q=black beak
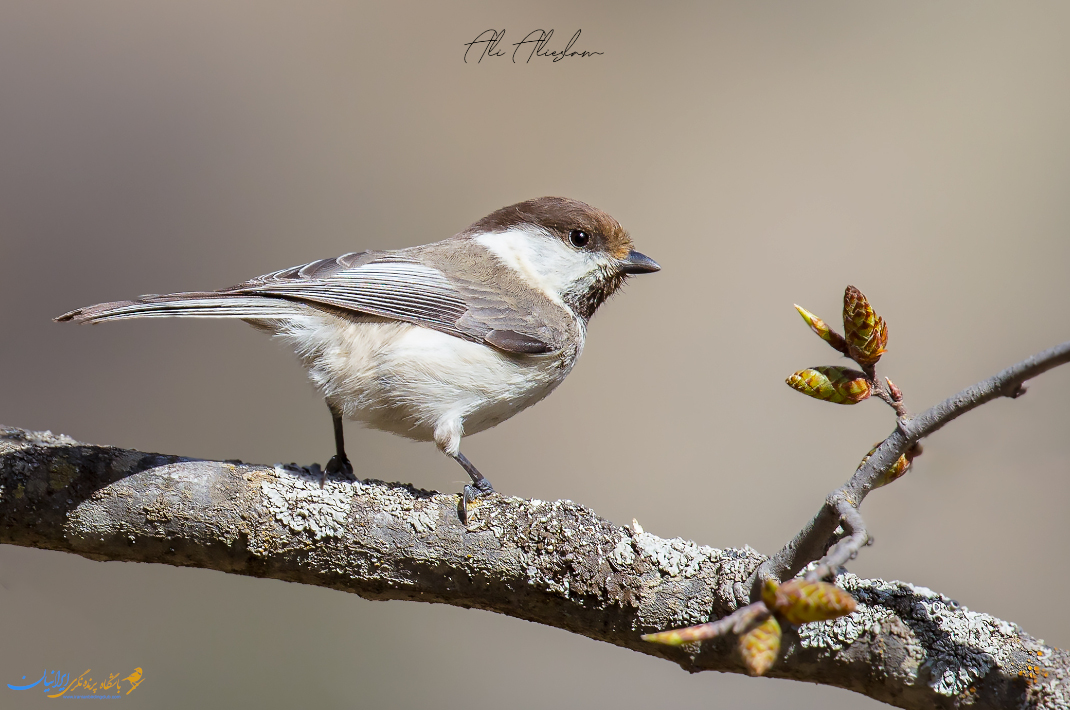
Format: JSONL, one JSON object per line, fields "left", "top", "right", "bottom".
{"left": 619, "top": 250, "right": 661, "bottom": 275}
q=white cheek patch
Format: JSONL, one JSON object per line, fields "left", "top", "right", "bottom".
{"left": 475, "top": 228, "right": 605, "bottom": 305}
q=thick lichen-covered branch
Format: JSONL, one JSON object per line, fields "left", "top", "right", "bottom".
{"left": 1, "top": 426, "right": 1067, "bottom": 709}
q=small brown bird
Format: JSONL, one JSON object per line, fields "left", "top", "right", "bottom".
{"left": 57, "top": 197, "right": 660, "bottom": 515}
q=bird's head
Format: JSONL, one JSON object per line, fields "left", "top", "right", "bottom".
{"left": 467, "top": 197, "right": 660, "bottom": 320}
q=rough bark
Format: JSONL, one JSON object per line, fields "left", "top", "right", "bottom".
{"left": 1, "top": 426, "right": 1066, "bottom": 709}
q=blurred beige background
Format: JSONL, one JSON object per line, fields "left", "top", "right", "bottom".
{"left": 2, "top": 1, "right": 1069, "bottom": 708}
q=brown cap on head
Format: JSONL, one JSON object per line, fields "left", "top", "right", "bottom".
{"left": 467, "top": 196, "right": 635, "bottom": 260}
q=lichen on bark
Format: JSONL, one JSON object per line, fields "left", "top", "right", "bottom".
{"left": 1, "top": 425, "right": 1067, "bottom": 709}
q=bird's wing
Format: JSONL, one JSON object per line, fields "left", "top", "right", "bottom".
{"left": 57, "top": 249, "right": 565, "bottom": 354}
{"left": 233, "top": 251, "right": 562, "bottom": 354}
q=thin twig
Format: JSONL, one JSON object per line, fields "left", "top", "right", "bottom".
{"left": 805, "top": 496, "right": 869, "bottom": 582}
{"left": 751, "top": 339, "right": 1070, "bottom": 595}
{"left": 641, "top": 602, "right": 770, "bottom": 645}
{"left": 871, "top": 377, "right": 909, "bottom": 418}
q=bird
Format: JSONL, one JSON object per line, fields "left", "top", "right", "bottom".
{"left": 56, "top": 196, "right": 660, "bottom": 518}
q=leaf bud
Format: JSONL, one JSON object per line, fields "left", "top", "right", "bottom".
{"left": 739, "top": 616, "right": 782, "bottom": 676}
{"left": 786, "top": 366, "right": 872, "bottom": 404}
{"left": 794, "top": 304, "right": 849, "bottom": 353}
{"left": 764, "top": 579, "right": 857, "bottom": 626}
{"left": 843, "top": 286, "right": 888, "bottom": 366}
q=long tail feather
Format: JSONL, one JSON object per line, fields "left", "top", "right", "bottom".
{"left": 55, "top": 294, "right": 304, "bottom": 324}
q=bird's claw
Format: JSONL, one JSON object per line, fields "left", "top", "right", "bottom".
{"left": 460, "top": 479, "right": 495, "bottom": 525}
{"left": 325, "top": 454, "right": 354, "bottom": 476}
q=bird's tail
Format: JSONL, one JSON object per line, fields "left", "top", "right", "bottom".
{"left": 55, "top": 293, "right": 304, "bottom": 324}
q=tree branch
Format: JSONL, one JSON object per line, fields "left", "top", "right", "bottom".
{"left": 752, "top": 340, "right": 1070, "bottom": 594}
{"left": 1, "top": 424, "right": 1068, "bottom": 709}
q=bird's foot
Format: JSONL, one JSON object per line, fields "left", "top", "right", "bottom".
{"left": 321, "top": 454, "right": 355, "bottom": 487}
{"left": 461, "top": 478, "right": 495, "bottom": 525}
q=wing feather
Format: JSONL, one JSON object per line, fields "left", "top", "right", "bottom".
{"left": 237, "top": 260, "right": 473, "bottom": 336}
{"left": 57, "top": 248, "right": 563, "bottom": 354}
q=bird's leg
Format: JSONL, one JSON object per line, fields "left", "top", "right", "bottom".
{"left": 453, "top": 452, "right": 495, "bottom": 523}
{"left": 322, "top": 401, "right": 354, "bottom": 486}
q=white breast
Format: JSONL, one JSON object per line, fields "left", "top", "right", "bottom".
{"left": 274, "top": 313, "right": 578, "bottom": 456}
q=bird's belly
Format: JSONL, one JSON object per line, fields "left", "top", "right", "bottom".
{"left": 279, "top": 314, "right": 577, "bottom": 442}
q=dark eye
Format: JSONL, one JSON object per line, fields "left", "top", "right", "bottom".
{"left": 569, "top": 229, "right": 590, "bottom": 248}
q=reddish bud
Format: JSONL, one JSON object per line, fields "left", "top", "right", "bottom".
{"left": 843, "top": 286, "right": 888, "bottom": 366}
{"left": 859, "top": 442, "right": 916, "bottom": 488}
